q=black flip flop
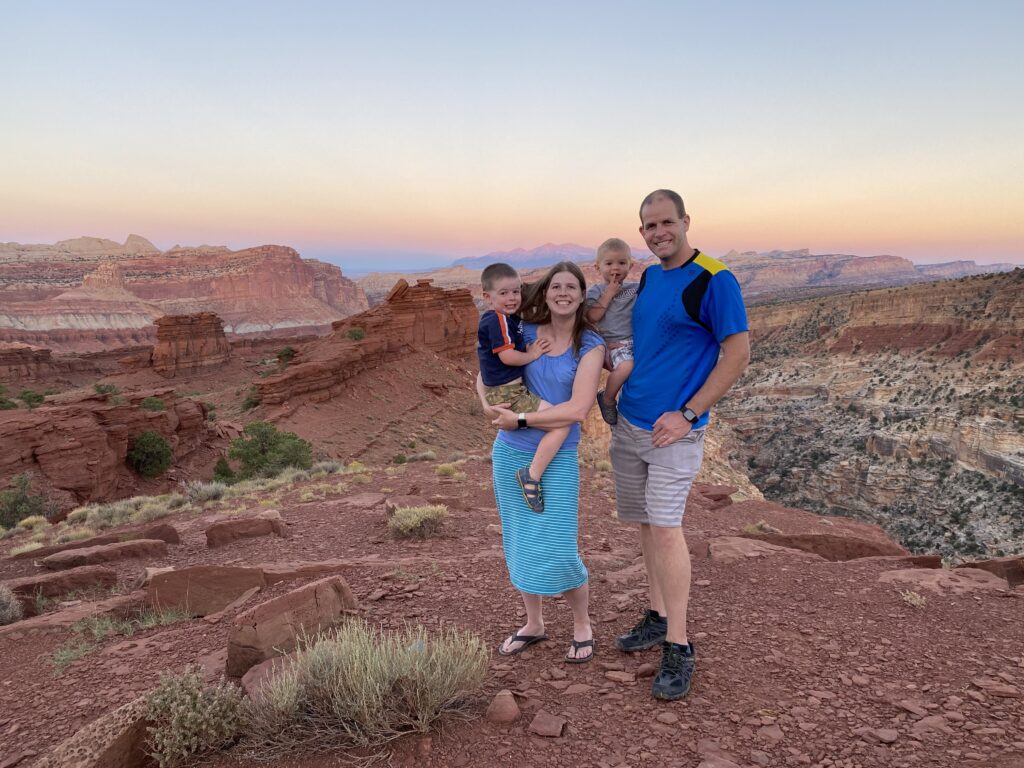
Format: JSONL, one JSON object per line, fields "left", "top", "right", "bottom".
{"left": 497, "top": 632, "right": 549, "bottom": 657}
{"left": 565, "top": 638, "right": 596, "bottom": 664}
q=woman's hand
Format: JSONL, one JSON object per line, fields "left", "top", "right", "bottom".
{"left": 483, "top": 401, "right": 510, "bottom": 419}
{"left": 490, "top": 405, "right": 519, "bottom": 431}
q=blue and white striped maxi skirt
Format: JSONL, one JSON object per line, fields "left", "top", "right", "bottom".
{"left": 492, "top": 438, "right": 588, "bottom": 596}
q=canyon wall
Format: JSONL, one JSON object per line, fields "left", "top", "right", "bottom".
{"left": 0, "top": 237, "right": 368, "bottom": 352}
{"left": 255, "top": 278, "right": 478, "bottom": 405}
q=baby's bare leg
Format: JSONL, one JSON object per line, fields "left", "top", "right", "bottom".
{"left": 604, "top": 359, "right": 634, "bottom": 402}
{"left": 527, "top": 400, "right": 570, "bottom": 481}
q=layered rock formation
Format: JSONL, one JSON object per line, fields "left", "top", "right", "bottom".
{"left": 0, "top": 388, "right": 212, "bottom": 509}
{"left": 716, "top": 269, "right": 1024, "bottom": 560}
{"left": 0, "top": 236, "right": 368, "bottom": 351}
{"left": 151, "top": 312, "right": 232, "bottom": 377}
{"left": 256, "top": 278, "right": 477, "bottom": 405}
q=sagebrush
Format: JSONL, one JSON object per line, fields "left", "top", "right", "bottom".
{"left": 0, "top": 585, "right": 23, "bottom": 626}
{"left": 241, "top": 621, "right": 487, "bottom": 756}
{"left": 388, "top": 505, "right": 448, "bottom": 539}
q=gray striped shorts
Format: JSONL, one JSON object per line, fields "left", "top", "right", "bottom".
{"left": 609, "top": 416, "right": 705, "bottom": 528}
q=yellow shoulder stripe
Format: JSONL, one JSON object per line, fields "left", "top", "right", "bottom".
{"left": 694, "top": 252, "right": 727, "bottom": 275}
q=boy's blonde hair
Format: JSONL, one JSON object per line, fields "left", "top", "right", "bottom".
{"left": 596, "top": 238, "right": 632, "bottom": 262}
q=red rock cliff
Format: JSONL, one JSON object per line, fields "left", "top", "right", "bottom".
{"left": 255, "top": 279, "right": 477, "bottom": 405}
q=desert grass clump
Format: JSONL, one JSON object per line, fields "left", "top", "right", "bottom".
{"left": 407, "top": 450, "right": 437, "bottom": 463}
{"left": 135, "top": 496, "right": 186, "bottom": 523}
{"left": 241, "top": 621, "right": 487, "bottom": 757}
{"left": 65, "top": 507, "right": 90, "bottom": 524}
{"left": 900, "top": 589, "right": 927, "bottom": 608}
{"left": 434, "top": 464, "right": 458, "bottom": 478}
{"left": 54, "top": 526, "right": 97, "bottom": 544}
{"left": 342, "top": 460, "right": 367, "bottom": 474}
{"left": 594, "top": 459, "right": 613, "bottom": 472}
{"left": 310, "top": 460, "right": 341, "bottom": 475}
{"left": 146, "top": 667, "right": 244, "bottom": 767}
{"left": 275, "top": 467, "right": 310, "bottom": 485}
{"left": 0, "top": 585, "right": 23, "bottom": 625}
{"left": 52, "top": 640, "right": 95, "bottom": 674}
{"left": 10, "top": 541, "right": 44, "bottom": 556}
{"left": 743, "top": 520, "right": 783, "bottom": 536}
{"left": 16, "top": 514, "right": 49, "bottom": 531}
{"left": 183, "top": 480, "right": 227, "bottom": 504}
{"left": 388, "top": 505, "right": 448, "bottom": 539}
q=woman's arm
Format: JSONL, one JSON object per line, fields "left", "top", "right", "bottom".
{"left": 491, "top": 346, "right": 604, "bottom": 430}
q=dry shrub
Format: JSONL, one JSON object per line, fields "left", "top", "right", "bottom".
{"left": 0, "top": 585, "right": 23, "bottom": 625}
{"left": 743, "top": 520, "right": 782, "bottom": 535}
{"left": 54, "top": 526, "right": 97, "bottom": 544}
{"left": 183, "top": 480, "right": 227, "bottom": 503}
{"left": 407, "top": 451, "right": 436, "bottom": 463}
{"left": 16, "top": 515, "right": 48, "bottom": 530}
{"left": 900, "top": 589, "right": 927, "bottom": 608}
{"left": 434, "top": 464, "right": 458, "bottom": 477}
{"left": 10, "top": 541, "right": 43, "bottom": 556}
{"left": 241, "top": 621, "right": 487, "bottom": 757}
{"left": 595, "top": 459, "right": 613, "bottom": 472}
{"left": 388, "top": 505, "right": 447, "bottom": 539}
{"left": 146, "top": 667, "right": 244, "bottom": 767}
{"left": 311, "top": 461, "right": 342, "bottom": 475}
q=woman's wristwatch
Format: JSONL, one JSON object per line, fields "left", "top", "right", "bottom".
{"left": 517, "top": 413, "right": 529, "bottom": 429}
{"left": 680, "top": 407, "right": 699, "bottom": 425}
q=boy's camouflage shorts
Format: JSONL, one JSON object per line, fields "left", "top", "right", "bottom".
{"left": 484, "top": 381, "right": 540, "bottom": 412}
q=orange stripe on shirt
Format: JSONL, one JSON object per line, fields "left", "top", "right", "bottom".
{"left": 497, "top": 314, "right": 513, "bottom": 348}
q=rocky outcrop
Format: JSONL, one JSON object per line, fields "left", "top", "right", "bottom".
{"left": 0, "top": 389, "right": 211, "bottom": 509}
{"left": 205, "top": 510, "right": 289, "bottom": 548}
{"left": 33, "top": 695, "right": 150, "bottom": 768}
{"left": 0, "top": 237, "right": 368, "bottom": 352}
{"left": 256, "top": 278, "right": 477, "bottom": 405}
{"left": 150, "top": 312, "right": 232, "bottom": 377}
{"left": 226, "top": 575, "right": 358, "bottom": 677}
{"left": 148, "top": 565, "right": 266, "bottom": 616}
{"left": 40, "top": 539, "right": 168, "bottom": 570}
{"left": 3, "top": 566, "right": 118, "bottom": 616}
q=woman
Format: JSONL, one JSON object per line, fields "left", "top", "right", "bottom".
{"left": 477, "top": 261, "right": 605, "bottom": 663}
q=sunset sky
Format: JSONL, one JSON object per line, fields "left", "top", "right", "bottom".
{"left": 2, "top": 2, "right": 1022, "bottom": 270}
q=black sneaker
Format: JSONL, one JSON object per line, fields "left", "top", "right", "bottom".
{"left": 652, "top": 641, "right": 695, "bottom": 700}
{"left": 614, "top": 609, "right": 667, "bottom": 652}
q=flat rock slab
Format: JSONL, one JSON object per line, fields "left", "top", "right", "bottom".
{"left": 0, "top": 592, "right": 143, "bottom": 638}
{"left": 205, "top": 510, "right": 288, "bottom": 548}
{"left": 40, "top": 539, "right": 167, "bottom": 571}
{"left": 34, "top": 695, "right": 149, "bottom": 768}
{"left": 708, "top": 536, "right": 824, "bottom": 564}
{"left": 260, "top": 559, "right": 351, "bottom": 585}
{"left": 528, "top": 710, "right": 566, "bottom": 737}
{"left": 6, "top": 522, "right": 180, "bottom": 561}
{"left": 740, "top": 531, "right": 907, "bottom": 561}
{"left": 226, "top": 575, "right": 358, "bottom": 677}
{"left": 3, "top": 565, "right": 117, "bottom": 616}
{"left": 340, "top": 492, "right": 386, "bottom": 510}
{"left": 879, "top": 567, "right": 1008, "bottom": 595}
{"left": 148, "top": 565, "right": 267, "bottom": 616}
{"left": 956, "top": 555, "right": 1024, "bottom": 588}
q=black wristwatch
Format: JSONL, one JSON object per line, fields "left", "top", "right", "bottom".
{"left": 517, "top": 412, "right": 529, "bottom": 430}
{"left": 680, "top": 407, "right": 699, "bottom": 425}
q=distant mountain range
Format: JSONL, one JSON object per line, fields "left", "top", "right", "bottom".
{"left": 452, "top": 242, "right": 597, "bottom": 269}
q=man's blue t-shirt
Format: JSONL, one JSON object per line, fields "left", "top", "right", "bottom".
{"left": 477, "top": 310, "right": 527, "bottom": 386}
{"left": 618, "top": 251, "right": 748, "bottom": 431}
{"left": 498, "top": 324, "right": 605, "bottom": 452}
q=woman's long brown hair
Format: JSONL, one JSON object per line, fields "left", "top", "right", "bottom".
{"left": 519, "top": 261, "right": 594, "bottom": 355}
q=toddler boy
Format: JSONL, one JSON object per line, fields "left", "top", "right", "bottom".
{"left": 585, "top": 238, "right": 639, "bottom": 425}
{"left": 477, "top": 262, "right": 566, "bottom": 513}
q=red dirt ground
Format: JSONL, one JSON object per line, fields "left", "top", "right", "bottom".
{"left": 2, "top": 451, "right": 1023, "bottom": 768}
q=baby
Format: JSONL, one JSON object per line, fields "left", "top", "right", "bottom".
{"left": 476, "top": 262, "right": 567, "bottom": 512}
{"left": 585, "top": 238, "right": 639, "bottom": 425}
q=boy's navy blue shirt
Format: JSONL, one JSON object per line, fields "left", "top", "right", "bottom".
{"left": 477, "top": 310, "right": 527, "bottom": 386}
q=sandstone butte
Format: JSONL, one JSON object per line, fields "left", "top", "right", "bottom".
{"left": 0, "top": 236, "right": 369, "bottom": 352}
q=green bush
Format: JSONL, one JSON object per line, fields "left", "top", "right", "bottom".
{"left": 146, "top": 667, "right": 244, "bottom": 767}
{"left": 0, "top": 474, "right": 56, "bottom": 529}
{"left": 389, "top": 504, "right": 448, "bottom": 539}
{"left": 392, "top": 454, "right": 408, "bottom": 465}
{"left": 276, "top": 346, "right": 296, "bottom": 365}
{"left": 227, "top": 422, "right": 313, "bottom": 481}
{"left": 140, "top": 396, "right": 167, "bottom": 412}
{"left": 17, "top": 389, "right": 44, "bottom": 409}
{"left": 0, "top": 384, "right": 16, "bottom": 410}
{"left": 0, "top": 585, "right": 23, "bottom": 626}
{"left": 241, "top": 621, "right": 487, "bottom": 757}
{"left": 94, "top": 383, "right": 120, "bottom": 396}
{"left": 128, "top": 432, "right": 174, "bottom": 478}
{"left": 346, "top": 327, "right": 366, "bottom": 341}
{"left": 241, "top": 387, "right": 261, "bottom": 411}
{"left": 213, "top": 457, "right": 236, "bottom": 484}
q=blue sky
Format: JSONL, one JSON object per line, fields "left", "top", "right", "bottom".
{"left": 2, "top": 1, "right": 1022, "bottom": 270}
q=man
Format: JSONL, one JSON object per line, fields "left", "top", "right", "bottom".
{"left": 610, "top": 189, "right": 750, "bottom": 699}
